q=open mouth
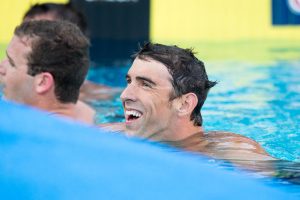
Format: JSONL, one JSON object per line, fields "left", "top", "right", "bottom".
{"left": 125, "top": 110, "right": 143, "bottom": 122}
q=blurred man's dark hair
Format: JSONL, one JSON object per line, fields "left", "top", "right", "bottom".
{"left": 23, "top": 2, "right": 88, "bottom": 36}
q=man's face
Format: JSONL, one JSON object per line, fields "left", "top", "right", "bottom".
{"left": 0, "top": 36, "right": 35, "bottom": 104}
{"left": 121, "top": 57, "right": 178, "bottom": 139}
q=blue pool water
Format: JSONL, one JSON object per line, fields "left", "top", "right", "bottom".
{"left": 87, "top": 60, "right": 300, "bottom": 194}
{"left": 87, "top": 60, "right": 300, "bottom": 162}
{"left": 0, "top": 99, "right": 297, "bottom": 199}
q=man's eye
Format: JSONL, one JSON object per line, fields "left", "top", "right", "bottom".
{"left": 8, "top": 60, "right": 15, "bottom": 67}
{"left": 126, "top": 78, "right": 131, "bottom": 84}
{"left": 142, "top": 81, "right": 152, "bottom": 88}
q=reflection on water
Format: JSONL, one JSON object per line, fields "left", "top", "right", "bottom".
{"left": 153, "top": 138, "right": 300, "bottom": 194}
{"left": 92, "top": 96, "right": 124, "bottom": 123}
{"left": 162, "top": 130, "right": 300, "bottom": 190}
{"left": 87, "top": 65, "right": 127, "bottom": 123}
{"left": 203, "top": 61, "right": 300, "bottom": 161}
{"left": 224, "top": 159, "right": 300, "bottom": 194}
{"left": 158, "top": 140, "right": 300, "bottom": 194}
{"left": 218, "top": 159, "right": 300, "bottom": 194}
{"left": 222, "top": 159, "right": 300, "bottom": 181}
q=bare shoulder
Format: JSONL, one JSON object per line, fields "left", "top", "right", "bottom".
{"left": 206, "top": 131, "right": 264, "bottom": 148}
{"left": 205, "top": 131, "right": 276, "bottom": 160}
{"left": 75, "top": 100, "right": 96, "bottom": 124}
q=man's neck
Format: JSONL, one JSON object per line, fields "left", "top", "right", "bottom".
{"left": 34, "top": 97, "right": 77, "bottom": 120}
{"left": 36, "top": 97, "right": 95, "bottom": 125}
{"left": 49, "top": 104, "right": 77, "bottom": 119}
{"left": 158, "top": 119, "right": 204, "bottom": 142}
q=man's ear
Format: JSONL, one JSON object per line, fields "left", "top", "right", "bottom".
{"left": 176, "top": 93, "right": 198, "bottom": 117}
{"left": 34, "top": 72, "right": 54, "bottom": 94}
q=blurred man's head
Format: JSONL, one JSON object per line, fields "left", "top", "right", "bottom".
{"left": 0, "top": 20, "right": 90, "bottom": 106}
{"left": 23, "top": 3, "right": 88, "bottom": 36}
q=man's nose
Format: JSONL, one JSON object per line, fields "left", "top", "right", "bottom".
{"left": 120, "top": 84, "right": 137, "bottom": 102}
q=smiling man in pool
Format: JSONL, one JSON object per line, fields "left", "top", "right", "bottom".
{"left": 109, "top": 42, "right": 276, "bottom": 161}
{"left": 0, "top": 20, "right": 95, "bottom": 124}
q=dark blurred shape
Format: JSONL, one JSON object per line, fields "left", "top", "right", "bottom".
{"left": 24, "top": 2, "right": 88, "bottom": 36}
{"left": 272, "top": 0, "right": 300, "bottom": 25}
{"left": 71, "top": 0, "right": 150, "bottom": 66}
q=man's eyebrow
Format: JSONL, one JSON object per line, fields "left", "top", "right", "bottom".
{"left": 6, "top": 51, "right": 15, "bottom": 66}
{"left": 136, "top": 76, "right": 156, "bottom": 86}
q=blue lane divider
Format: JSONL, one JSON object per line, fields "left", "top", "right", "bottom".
{"left": 0, "top": 99, "right": 296, "bottom": 199}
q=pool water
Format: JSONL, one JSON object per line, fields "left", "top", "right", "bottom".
{"left": 204, "top": 60, "right": 300, "bottom": 162}
{"left": 88, "top": 60, "right": 300, "bottom": 162}
{"left": 87, "top": 60, "right": 300, "bottom": 193}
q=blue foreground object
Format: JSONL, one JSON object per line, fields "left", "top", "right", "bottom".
{"left": 0, "top": 100, "right": 296, "bottom": 199}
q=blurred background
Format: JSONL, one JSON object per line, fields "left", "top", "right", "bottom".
{"left": 1, "top": 0, "right": 300, "bottom": 65}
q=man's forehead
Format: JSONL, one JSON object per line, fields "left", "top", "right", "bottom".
{"left": 127, "top": 57, "right": 173, "bottom": 88}
{"left": 129, "top": 57, "right": 170, "bottom": 76}
{"left": 13, "top": 35, "right": 32, "bottom": 46}
{"left": 6, "top": 36, "right": 32, "bottom": 63}
{"left": 8, "top": 36, "right": 32, "bottom": 51}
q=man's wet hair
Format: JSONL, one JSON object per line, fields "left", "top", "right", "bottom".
{"left": 23, "top": 2, "right": 88, "bottom": 36}
{"left": 14, "top": 20, "right": 90, "bottom": 104}
{"left": 133, "top": 42, "right": 217, "bottom": 126}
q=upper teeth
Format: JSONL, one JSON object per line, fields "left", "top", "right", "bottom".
{"left": 126, "top": 110, "right": 142, "bottom": 117}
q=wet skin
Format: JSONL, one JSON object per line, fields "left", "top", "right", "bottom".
{"left": 0, "top": 36, "right": 95, "bottom": 124}
{"left": 0, "top": 36, "right": 35, "bottom": 105}
{"left": 120, "top": 57, "right": 179, "bottom": 140}
{"left": 106, "top": 57, "right": 276, "bottom": 163}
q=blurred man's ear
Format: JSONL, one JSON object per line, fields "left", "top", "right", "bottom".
{"left": 175, "top": 93, "right": 198, "bottom": 117}
{"left": 34, "top": 72, "right": 54, "bottom": 94}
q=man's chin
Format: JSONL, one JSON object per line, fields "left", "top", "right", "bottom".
{"left": 124, "top": 126, "right": 154, "bottom": 139}
{"left": 125, "top": 124, "right": 138, "bottom": 134}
